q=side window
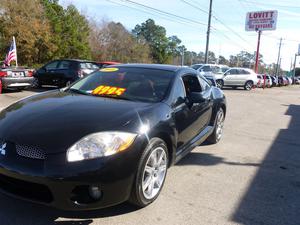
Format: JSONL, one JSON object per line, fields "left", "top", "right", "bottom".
{"left": 80, "top": 63, "right": 87, "bottom": 69}
{"left": 199, "top": 77, "right": 211, "bottom": 91}
{"left": 91, "top": 63, "right": 100, "bottom": 69}
{"left": 242, "top": 70, "right": 250, "bottom": 74}
{"left": 45, "top": 61, "right": 59, "bottom": 70}
{"left": 227, "top": 69, "right": 238, "bottom": 75}
{"left": 201, "top": 65, "right": 211, "bottom": 72}
{"left": 57, "top": 61, "right": 71, "bottom": 69}
{"left": 171, "top": 78, "right": 186, "bottom": 106}
{"left": 182, "top": 75, "right": 202, "bottom": 95}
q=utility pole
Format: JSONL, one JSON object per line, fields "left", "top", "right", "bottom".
{"left": 204, "top": 0, "right": 213, "bottom": 64}
{"left": 293, "top": 54, "right": 297, "bottom": 81}
{"left": 254, "top": 30, "right": 262, "bottom": 73}
{"left": 181, "top": 47, "right": 185, "bottom": 66}
{"left": 275, "top": 38, "right": 282, "bottom": 76}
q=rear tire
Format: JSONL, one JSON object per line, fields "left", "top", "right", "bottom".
{"left": 33, "top": 78, "right": 41, "bottom": 88}
{"left": 244, "top": 81, "right": 253, "bottom": 90}
{"left": 129, "top": 138, "right": 168, "bottom": 207}
{"left": 207, "top": 108, "right": 225, "bottom": 144}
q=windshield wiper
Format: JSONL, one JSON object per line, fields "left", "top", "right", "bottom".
{"left": 68, "top": 88, "right": 89, "bottom": 95}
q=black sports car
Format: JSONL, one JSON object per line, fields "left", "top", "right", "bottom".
{"left": 0, "top": 64, "right": 226, "bottom": 210}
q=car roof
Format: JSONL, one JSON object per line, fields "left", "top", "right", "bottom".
{"left": 110, "top": 63, "right": 184, "bottom": 72}
{"left": 56, "top": 59, "right": 97, "bottom": 63}
{"left": 230, "top": 67, "right": 253, "bottom": 71}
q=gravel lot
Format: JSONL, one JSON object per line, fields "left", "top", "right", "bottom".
{"left": 0, "top": 86, "right": 300, "bottom": 225}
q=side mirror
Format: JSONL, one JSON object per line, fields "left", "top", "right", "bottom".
{"left": 189, "top": 92, "right": 205, "bottom": 103}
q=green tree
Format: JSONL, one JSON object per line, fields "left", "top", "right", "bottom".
{"left": 89, "top": 20, "right": 151, "bottom": 63}
{"left": 0, "top": 0, "right": 53, "bottom": 65}
{"left": 133, "top": 19, "right": 171, "bottom": 63}
{"left": 40, "top": 0, "right": 91, "bottom": 59}
{"left": 218, "top": 55, "right": 229, "bottom": 65}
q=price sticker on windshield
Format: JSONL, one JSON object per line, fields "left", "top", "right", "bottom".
{"left": 92, "top": 85, "right": 126, "bottom": 96}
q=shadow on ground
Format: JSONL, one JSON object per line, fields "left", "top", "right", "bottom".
{"left": 0, "top": 193, "right": 138, "bottom": 225}
{"left": 177, "top": 151, "right": 260, "bottom": 167}
{"left": 230, "top": 104, "right": 300, "bottom": 225}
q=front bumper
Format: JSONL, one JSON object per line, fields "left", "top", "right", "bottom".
{"left": 1, "top": 77, "right": 35, "bottom": 88}
{"left": 0, "top": 137, "right": 146, "bottom": 210}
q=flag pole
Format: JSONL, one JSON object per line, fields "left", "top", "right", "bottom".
{"left": 13, "top": 36, "right": 18, "bottom": 67}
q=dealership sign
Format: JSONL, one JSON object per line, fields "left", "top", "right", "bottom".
{"left": 245, "top": 10, "right": 278, "bottom": 31}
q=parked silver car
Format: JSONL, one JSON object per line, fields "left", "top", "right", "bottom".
{"left": 216, "top": 67, "right": 258, "bottom": 90}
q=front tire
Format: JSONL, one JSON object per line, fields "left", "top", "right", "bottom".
{"left": 129, "top": 138, "right": 168, "bottom": 207}
{"left": 216, "top": 79, "right": 224, "bottom": 89}
{"left": 207, "top": 108, "right": 225, "bottom": 144}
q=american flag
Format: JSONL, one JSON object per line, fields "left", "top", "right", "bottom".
{"left": 3, "top": 37, "right": 17, "bottom": 67}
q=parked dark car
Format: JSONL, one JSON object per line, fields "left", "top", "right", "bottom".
{"left": 0, "top": 64, "right": 226, "bottom": 210}
{"left": 34, "top": 59, "right": 100, "bottom": 88}
{"left": 278, "top": 76, "right": 288, "bottom": 86}
{"left": 0, "top": 64, "right": 35, "bottom": 94}
{"left": 270, "top": 75, "right": 278, "bottom": 87}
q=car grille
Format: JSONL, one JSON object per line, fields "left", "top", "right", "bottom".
{"left": 15, "top": 144, "right": 46, "bottom": 160}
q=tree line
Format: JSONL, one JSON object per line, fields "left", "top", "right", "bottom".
{"left": 0, "top": 0, "right": 282, "bottom": 74}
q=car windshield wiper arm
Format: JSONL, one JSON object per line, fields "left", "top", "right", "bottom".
{"left": 68, "top": 88, "right": 89, "bottom": 95}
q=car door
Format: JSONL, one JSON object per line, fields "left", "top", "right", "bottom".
{"left": 223, "top": 69, "right": 238, "bottom": 85}
{"left": 55, "top": 60, "right": 73, "bottom": 85}
{"left": 172, "top": 74, "right": 212, "bottom": 150}
{"left": 236, "top": 69, "right": 250, "bottom": 85}
{"left": 38, "top": 60, "right": 59, "bottom": 85}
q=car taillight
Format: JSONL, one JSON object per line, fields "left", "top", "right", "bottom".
{"left": 0, "top": 71, "right": 7, "bottom": 77}
{"left": 27, "top": 70, "right": 34, "bottom": 77}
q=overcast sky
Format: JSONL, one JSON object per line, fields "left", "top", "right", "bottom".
{"left": 63, "top": 0, "right": 300, "bottom": 70}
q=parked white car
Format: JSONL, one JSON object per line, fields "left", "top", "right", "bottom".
{"left": 216, "top": 67, "right": 258, "bottom": 90}
{"left": 257, "top": 74, "right": 272, "bottom": 88}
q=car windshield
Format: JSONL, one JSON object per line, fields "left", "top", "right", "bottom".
{"left": 69, "top": 67, "right": 174, "bottom": 103}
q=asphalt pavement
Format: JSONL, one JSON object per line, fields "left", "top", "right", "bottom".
{"left": 0, "top": 86, "right": 300, "bottom": 225}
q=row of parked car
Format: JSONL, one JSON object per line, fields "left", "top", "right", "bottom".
{"left": 0, "top": 60, "right": 298, "bottom": 93}
{"left": 0, "top": 59, "right": 119, "bottom": 93}
{"left": 190, "top": 63, "right": 299, "bottom": 90}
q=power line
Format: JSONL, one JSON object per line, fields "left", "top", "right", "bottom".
{"left": 106, "top": 0, "right": 207, "bottom": 30}
{"left": 240, "top": 0, "right": 300, "bottom": 9}
{"left": 180, "top": 0, "right": 254, "bottom": 49}
{"left": 118, "top": 0, "right": 208, "bottom": 27}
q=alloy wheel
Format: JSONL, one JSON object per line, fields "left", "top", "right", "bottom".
{"left": 216, "top": 109, "right": 224, "bottom": 141}
{"left": 142, "top": 147, "right": 167, "bottom": 200}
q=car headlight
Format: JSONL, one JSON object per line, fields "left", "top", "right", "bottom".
{"left": 67, "top": 132, "right": 137, "bottom": 162}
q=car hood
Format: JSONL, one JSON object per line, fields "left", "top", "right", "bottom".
{"left": 0, "top": 90, "right": 155, "bottom": 154}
